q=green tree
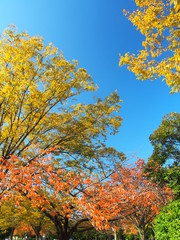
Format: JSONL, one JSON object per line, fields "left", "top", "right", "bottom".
{"left": 145, "top": 112, "right": 180, "bottom": 197}
{"left": 119, "top": 0, "right": 180, "bottom": 92}
{"left": 154, "top": 200, "right": 180, "bottom": 239}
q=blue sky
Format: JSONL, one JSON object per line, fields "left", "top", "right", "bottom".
{"left": 0, "top": 0, "right": 179, "bottom": 163}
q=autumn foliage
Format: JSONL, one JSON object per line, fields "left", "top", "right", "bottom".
{"left": 81, "top": 159, "right": 173, "bottom": 239}
{"left": 0, "top": 150, "right": 97, "bottom": 240}
{"left": 0, "top": 22, "right": 177, "bottom": 239}
{"left": 0, "top": 26, "right": 125, "bottom": 240}
{"left": 119, "top": 0, "right": 180, "bottom": 92}
{"left": 0, "top": 26, "right": 123, "bottom": 173}
{"left": 0, "top": 149, "right": 173, "bottom": 240}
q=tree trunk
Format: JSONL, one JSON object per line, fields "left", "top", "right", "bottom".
{"left": 137, "top": 228, "right": 147, "bottom": 240}
{"left": 10, "top": 227, "right": 15, "bottom": 240}
{"left": 141, "top": 230, "right": 147, "bottom": 240}
{"left": 54, "top": 217, "right": 75, "bottom": 240}
{"left": 151, "top": 225, "right": 156, "bottom": 240}
{"left": 35, "top": 233, "right": 42, "bottom": 240}
{"left": 55, "top": 228, "right": 70, "bottom": 240}
{"left": 34, "top": 228, "right": 42, "bottom": 240}
{"left": 136, "top": 224, "right": 149, "bottom": 240}
{"left": 56, "top": 235, "right": 69, "bottom": 240}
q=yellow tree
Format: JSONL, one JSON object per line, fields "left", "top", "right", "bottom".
{"left": 119, "top": 0, "right": 180, "bottom": 92}
{"left": 0, "top": 26, "right": 124, "bottom": 171}
{"left": 0, "top": 197, "right": 55, "bottom": 239}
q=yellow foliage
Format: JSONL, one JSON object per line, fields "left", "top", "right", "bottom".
{"left": 0, "top": 26, "right": 123, "bottom": 171}
{"left": 0, "top": 197, "right": 55, "bottom": 236}
{"left": 119, "top": 0, "right": 180, "bottom": 93}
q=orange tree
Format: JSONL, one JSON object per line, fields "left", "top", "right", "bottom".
{"left": 119, "top": 0, "right": 180, "bottom": 92}
{"left": 81, "top": 160, "right": 173, "bottom": 240}
{"left": 1, "top": 154, "right": 173, "bottom": 240}
{"left": 1, "top": 152, "right": 111, "bottom": 240}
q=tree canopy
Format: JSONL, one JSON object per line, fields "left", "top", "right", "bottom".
{"left": 0, "top": 197, "right": 55, "bottom": 239}
{"left": 146, "top": 112, "right": 180, "bottom": 197}
{"left": 149, "top": 112, "right": 180, "bottom": 165}
{"left": 81, "top": 159, "right": 173, "bottom": 240}
{"left": 0, "top": 153, "right": 173, "bottom": 240}
{"left": 0, "top": 26, "right": 125, "bottom": 172}
{"left": 0, "top": 6, "right": 179, "bottom": 237}
{"left": 154, "top": 200, "right": 180, "bottom": 239}
{"left": 1, "top": 152, "right": 102, "bottom": 240}
{"left": 119, "top": 0, "right": 180, "bottom": 92}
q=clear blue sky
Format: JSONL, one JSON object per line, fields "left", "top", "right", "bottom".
{"left": 0, "top": 0, "right": 179, "bottom": 163}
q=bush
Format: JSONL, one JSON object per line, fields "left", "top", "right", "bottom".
{"left": 154, "top": 200, "right": 180, "bottom": 239}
